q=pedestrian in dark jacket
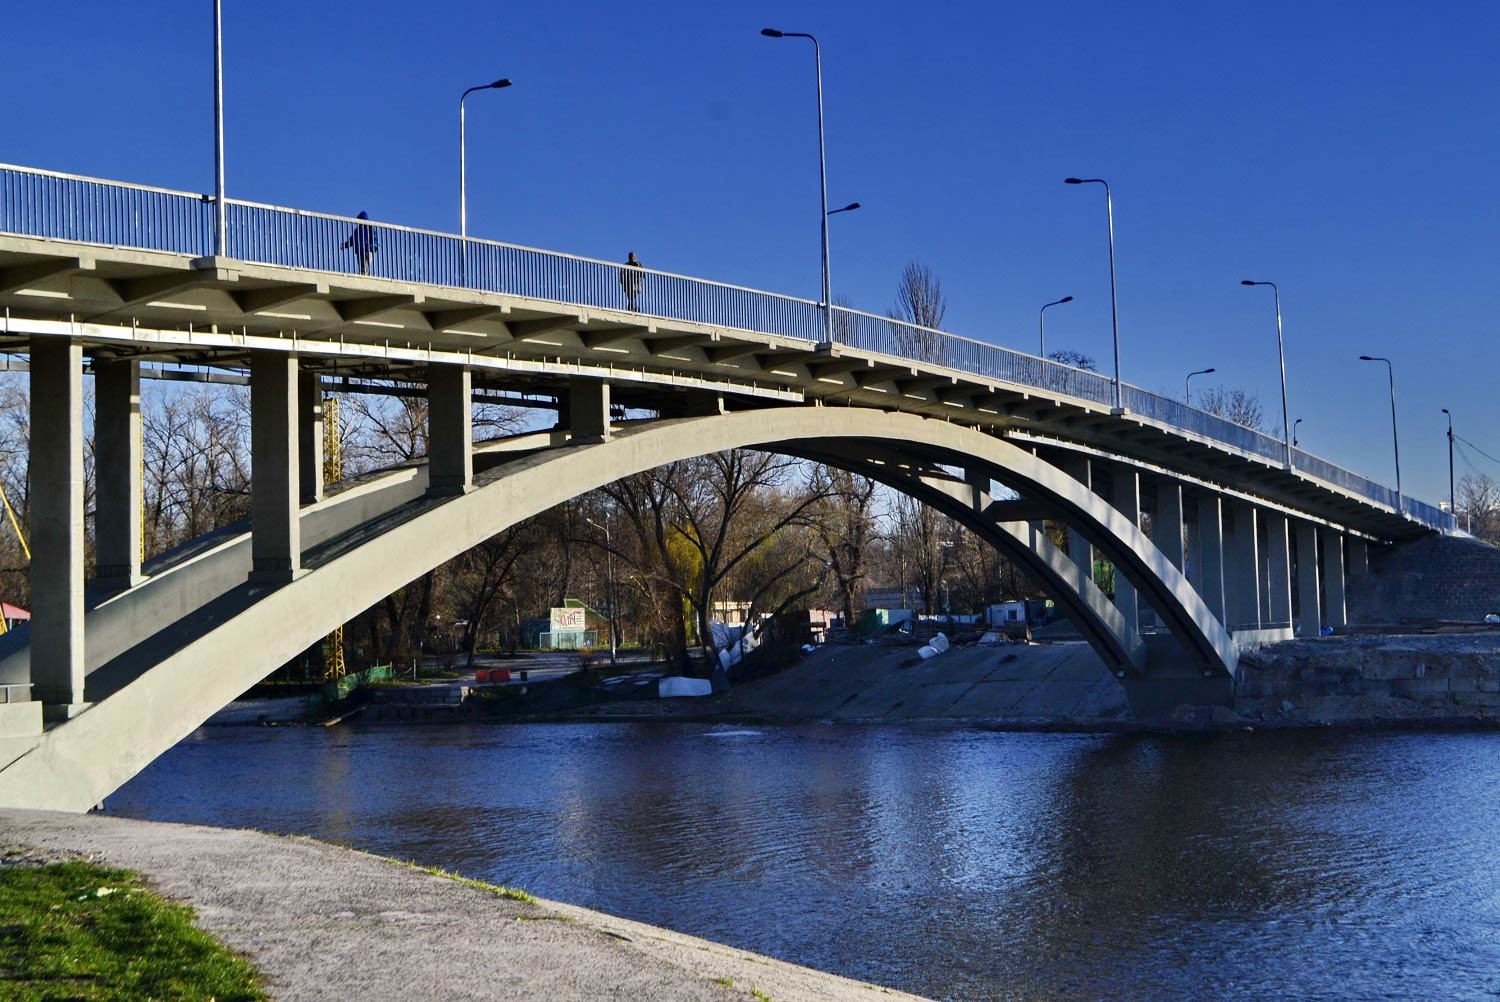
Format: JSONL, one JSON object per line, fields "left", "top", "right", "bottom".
{"left": 342, "top": 211, "right": 378, "bottom": 275}
{"left": 619, "top": 251, "right": 644, "bottom": 311}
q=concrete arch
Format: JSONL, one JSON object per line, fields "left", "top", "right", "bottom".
{"left": 0, "top": 408, "right": 1235, "bottom": 811}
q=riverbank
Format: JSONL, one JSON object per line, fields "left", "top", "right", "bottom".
{"left": 0, "top": 810, "right": 926, "bottom": 1002}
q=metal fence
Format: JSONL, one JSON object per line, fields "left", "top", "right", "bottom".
{"left": 0, "top": 162, "right": 1454, "bottom": 532}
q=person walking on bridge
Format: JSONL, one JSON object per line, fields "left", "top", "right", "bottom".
{"left": 619, "top": 251, "right": 644, "bottom": 312}
{"left": 342, "top": 211, "right": 379, "bottom": 276}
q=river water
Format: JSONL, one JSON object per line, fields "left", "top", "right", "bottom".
{"left": 109, "top": 722, "right": 1500, "bottom": 1000}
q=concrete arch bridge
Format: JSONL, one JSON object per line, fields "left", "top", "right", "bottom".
{"left": 0, "top": 163, "right": 1451, "bottom": 810}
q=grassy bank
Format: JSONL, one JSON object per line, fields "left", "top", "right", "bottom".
{"left": 0, "top": 860, "right": 265, "bottom": 1000}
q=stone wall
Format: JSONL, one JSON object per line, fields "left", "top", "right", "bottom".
{"left": 1348, "top": 533, "right": 1500, "bottom": 624}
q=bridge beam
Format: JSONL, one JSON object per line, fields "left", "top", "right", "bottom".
{"left": 299, "top": 372, "right": 325, "bottom": 505}
{"left": 29, "top": 341, "right": 87, "bottom": 716}
{"left": 1295, "top": 522, "right": 1322, "bottom": 636}
{"left": 427, "top": 365, "right": 473, "bottom": 496}
{"left": 249, "top": 353, "right": 303, "bottom": 584}
{"left": 93, "top": 357, "right": 144, "bottom": 590}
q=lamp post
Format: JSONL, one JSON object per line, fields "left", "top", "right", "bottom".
{"left": 585, "top": 516, "right": 617, "bottom": 665}
{"left": 212, "top": 0, "right": 226, "bottom": 257}
{"left": 1359, "top": 355, "right": 1403, "bottom": 513}
{"left": 1185, "top": 367, "right": 1216, "bottom": 405}
{"left": 1064, "top": 178, "right": 1122, "bottom": 411}
{"left": 1241, "top": 280, "right": 1293, "bottom": 468}
{"left": 762, "top": 28, "right": 834, "bottom": 346}
{"left": 1293, "top": 417, "right": 1303, "bottom": 447}
{"left": 827, "top": 201, "right": 860, "bottom": 215}
{"left": 459, "top": 78, "right": 513, "bottom": 238}
{"left": 1039, "top": 295, "right": 1073, "bottom": 358}
{"left": 1442, "top": 408, "right": 1456, "bottom": 522}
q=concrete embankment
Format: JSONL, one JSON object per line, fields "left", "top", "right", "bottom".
{"left": 0, "top": 809, "right": 927, "bottom": 1002}
{"left": 543, "top": 633, "right": 1500, "bottom": 732}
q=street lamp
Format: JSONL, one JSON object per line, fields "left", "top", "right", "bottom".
{"left": 1185, "top": 367, "right": 1216, "bottom": 405}
{"left": 585, "top": 516, "right": 618, "bottom": 665}
{"left": 1064, "top": 178, "right": 1122, "bottom": 412}
{"left": 1039, "top": 295, "right": 1073, "bottom": 358}
{"left": 1241, "top": 280, "right": 1293, "bottom": 469}
{"left": 212, "top": 0, "right": 226, "bottom": 256}
{"left": 1359, "top": 355, "right": 1403, "bottom": 513}
{"left": 762, "top": 27, "right": 835, "bottom": 346}
{"left": 827, "top": 202, "right": 861, "bottom": 215}
{"left": 1293, "top": 417, "right": 1303, "bottom": 447}
{"left": 1442, "top": 408, "right": 1456, "bottom": 523}
{"left": 459, "top": 77, "right": 513, "bottom": 238}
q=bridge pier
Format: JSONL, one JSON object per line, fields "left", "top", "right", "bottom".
{"left": 93, "top": 357, "right": 144, "bottom": 590}
{"left": 1264, "top": 512, "right": 1293, "bottom": 629}
{"left": 1107, "top": 468, "right": 1141, "bottom": 631}
{"left": 1194, "top": 492, "right": 1227, "bottom": 625}
{"left": 1226, "top": 501, "right": 1261, "bottom": 630}
{"left": 299, "top": 372, "right": 324, "bottom": 504}
{"left": 1061, "top": 456, "right": 1094, "bottom": 580}
{"left": 249, "top": 353, "right": 303, "bottom": 584}
{"left": 1294, "top": 521, "right": 1322, "bottom": 636}
{"left": 567, "top": 379, "right": 612, "bottom": 443}
{"left": 1323, "top": 531, "right": 1347, "bottom": 628}
{"left": 427, "top": 365, "right": 473, "bottom": 495}
{"left": 29, "top": 341, "right": 87, "bottom": 717}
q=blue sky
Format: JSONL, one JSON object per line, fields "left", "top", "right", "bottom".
{"left": 7, "top": 0, "right": 1498, "bottom": 504}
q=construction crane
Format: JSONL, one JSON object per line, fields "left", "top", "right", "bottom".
{"left": 322, "top": 393, "right": 347, "bottom": 679}
{"left": 0, "top": 479, "right": 28, "bottom": 637}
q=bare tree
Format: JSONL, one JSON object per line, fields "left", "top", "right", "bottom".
{"left": 1457, "top": 473, "right": 1500, "bottom": 541}
{"left": 808, "top": 466, "right": 879, "bottom": 629}
{"left": 1196, "top": 386, "right": 1266, "bottom": 431}
{"left": 889, "top": 261, "right": 947, "bottom": 364}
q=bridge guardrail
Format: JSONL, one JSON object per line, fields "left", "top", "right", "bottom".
{"left": 0, "top": 162, "right": 1455, "bottom": 532}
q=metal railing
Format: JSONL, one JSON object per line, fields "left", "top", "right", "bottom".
{"left": 0, "top": 162, "right": 1454, "bottom": 532}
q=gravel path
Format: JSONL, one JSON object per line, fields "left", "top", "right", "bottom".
{"left": 0, "top": 810, "right": 926, "bottom": 1002}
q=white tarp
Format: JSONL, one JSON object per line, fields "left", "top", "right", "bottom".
{"left": 917, "top": 632, "right": 951, "bottom": 660}
{"left": 659, "top": 676, "right": 713, "bottom": 698}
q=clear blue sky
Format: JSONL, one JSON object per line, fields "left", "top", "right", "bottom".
{"left": 7, "top": 0, "right": 1498, "bottom": 504}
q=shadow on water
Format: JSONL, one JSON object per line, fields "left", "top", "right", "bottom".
{"left": 108, "top": 723, "right": 1500, "bottom": 1001}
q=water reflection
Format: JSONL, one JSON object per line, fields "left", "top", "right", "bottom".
{"left": 108, "top": 723, "right": 1500, "bottom": 1001}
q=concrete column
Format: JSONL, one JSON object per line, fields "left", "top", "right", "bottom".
{"left": 299, "top": 372, "right": 324, "bottom": 505}
{"left": 1264, "top": 512, "right": 1292, "bottom": 628}
{"left": 250, "top": 353, "right": 301, "bottom": 584}
{"left": 1109, "top": 468, "right": 1140, "bottom": 631}
{"left": 1226, "top": 501, "right": 1261, "bottom": 630}
{"left": 427, "top": 365, "right": 473, "bottom": 495}
{"left": 93, "top": 357, "right": 143, "bottom": 590}
{"left": 1295, "top": 521, "right": 1322, "bottom": 637}
{"left": 29, "top": 341, "right": 87, "bottom": 715}
{"left": 1196, "top": 493, "right": 1226, "bottom": 625}
{"left": 568, "top": 378, "right": 612, "bottom": 443}
{"left": 1323, "top": 531, "right": 1347, "bottom": 628}
{"left": 1347, "top": 538, "right": 1370, "bottom": 576}
{"left": 1153, "top": 479, "right": 1185, "bottom": 570}
{"left": 1060, "top": 455, "right": 1093, "bottom": 580}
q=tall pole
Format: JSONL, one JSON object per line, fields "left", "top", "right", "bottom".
{"left": 1444, "top": 409, "right": 1456, "bottom": 522}
{"left": 1241, "top": 280, "right": 1292, "bottom": 468}
{"left": 212, "top": 0, "right": 226, "bottom": 257}
{"left": 1185, "top": 367, "right": 1215, "bottom": 405}
{"left": 459, "top": 79, "right": 512, "bottom": 238}
{"left": 1360, "top": 355, "right": 1402, "bottom": 512}
{"left": 588, "top": 516, "right": 617, "bottom": 664}
{"left": 762, "top": 29, "right": 832, "bottom": 346}
{"left": 1039, "top": 296, "right": 1073, "bottom": 358}
{"left": 1064, "top": 178, "right": 1121, "bottom": 410}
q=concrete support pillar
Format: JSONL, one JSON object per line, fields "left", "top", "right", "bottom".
{"left": 250, "top": 353, "right": 302, "bottom": 584}
{"left": 299, "top": 372, "right": 324, "bottom": 505}
{"left": 1323, "top": 531, "right": 1347, "bottom": 628}
{"left": 568, "top": 379, "right": 611, "bottom": 443}
{"left": 427, "top": 366, "right": 473, "bottom": 496}
{"left": 1264, "top": 512, "right": 1292, "bottom": 628}
{"left": 1226, "top": 501, "right": 1261, "bottom": 630}
{"left": 1109, "top": 468, "right": 1140, "bottom": 631}
{"left": 29, "top": 341, "right": 87, "bottom": 715}
{"left": 1060, "top": 455, "right": 1093, "bottom": 580}
{"left": 1195, "top": 493, "right": 1226, "bottom": 625}
{"left": 1347, "top": 538, "right": 1370, "bottom": 576}
{"left": 1295, "top": 522, "right": 1322, "bottom": 637}
{"left": 93, "top": 357, "right": 143, "bottom": 590}
{"left": 1153, "top": 480, "right": 1185, "bottom": 570}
